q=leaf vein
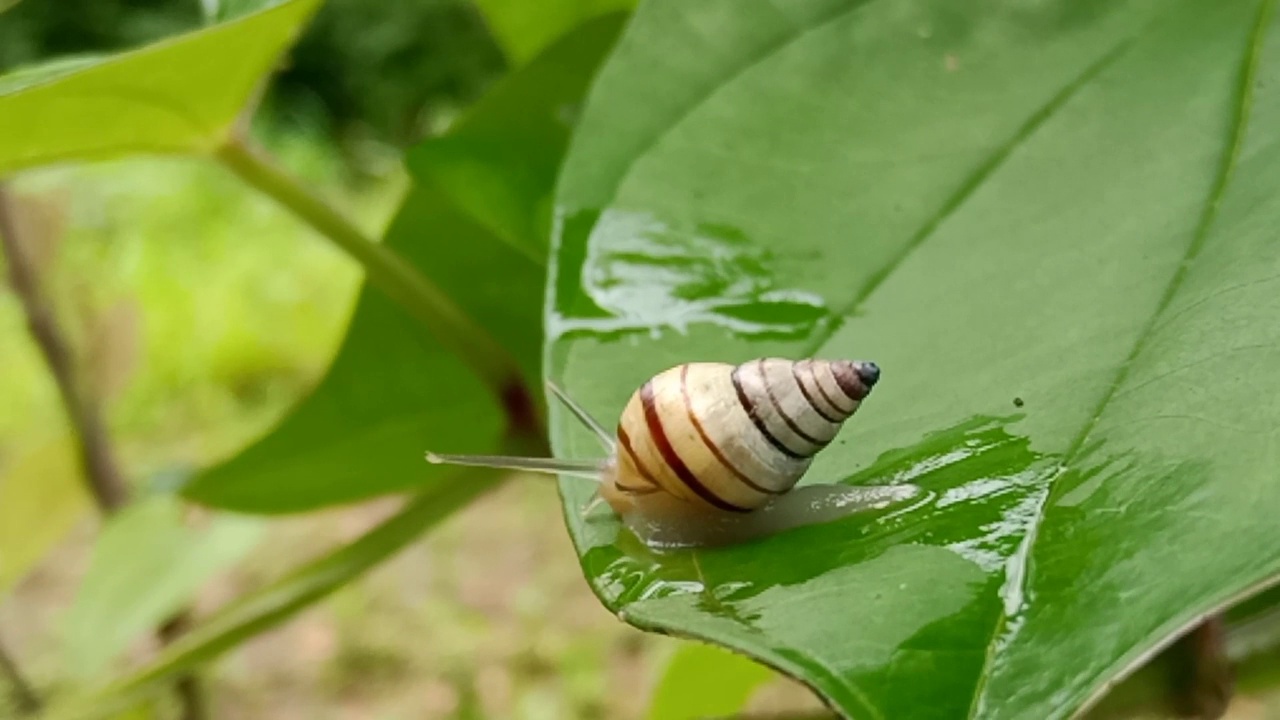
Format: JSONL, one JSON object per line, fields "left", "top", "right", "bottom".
{"left": 805, "top": 38, "right": 1137, "bottom": 358}
{"left": 602, "top": 0, "right": 871, "bottom": 204}
{"left": 966, "top": 0, "right": 1276, "bottom": 715}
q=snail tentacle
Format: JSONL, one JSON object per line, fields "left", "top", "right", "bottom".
{"left": 425, "top": 452, "right": 604, "bottom": 482}
{"left": 546, "top": 380, "right": 615, "bottom": 452}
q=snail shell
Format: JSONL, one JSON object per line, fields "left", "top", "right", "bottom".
{"left": 602, "top": 358, "right": 877, "bottom": 515}
{"left": 427, "top": 357, "right": 920, "bottom": 549}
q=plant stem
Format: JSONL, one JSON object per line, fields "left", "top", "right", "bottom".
{"left": 1084, "top": 600, "right": 1280, "bottom": 719}
{"left": 0, "top": 632, "right": 41, "bottom": 715}
{"left": 214, "top": 136, "right": 537, "bottom": 432}
{"left": 1170, "top": 615, "right": 1233, "bottom": 717}
{"left": 159, "top": 616, "right": 207, "bottom": 720}
{"left": 0, "top": 183, "right": 207, "bottom": 720}
{"left": 0, "top": 184, "right": 128, "bottom": 511}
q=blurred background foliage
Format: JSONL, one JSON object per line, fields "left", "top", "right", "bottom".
{"left": 0, "top": 1, "right": 825, "bottom": 717}
{"left": 0, "top": 0, "right": 506, "bottom": 153}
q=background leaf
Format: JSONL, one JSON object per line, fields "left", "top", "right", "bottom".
{"left": 0, "top": 0, "right": 319, "bottom": 174}
{"left": 60, "top": 494, "right": 265, "bottom": 680}
{"left": 645, "top": 642, "right": 775, "bottom": 720}
{"left": 547, "top": 0, "right": 1280, "bottom": 718}
{"left": 182, "top": 13, "right": 627, "bottom": 512}
{"left": 472, "top": 0, "right": 636, "bottom": 66}
{"left": 0, "top": 432, "right": 91, "bottom": 597}
{"left": 205, "top": 0, "right": 288, "bottom": 23}
{"left": 44, "top": 470, "right": 502, "bottom": 720}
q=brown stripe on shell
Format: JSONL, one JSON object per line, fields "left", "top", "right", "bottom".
{"left": 792, "top": 360, "right": 842, "bottom": 424}
{"left": 640, "top": 381, "right": 751, "bottom": 513}
{"left": 810, "top": 361, "right": 853, "bottom": 419}
{"left": 730, "top": 365, "right": 807, "bottom": 461}
{"left": 759, "top": 358, "right": 828, "bottom": 454}
{"left": 616, "top": 425, "right": 661, "bottom": 494}
{"left": 680, "top": 365, "right": 784, "bottom": 496}
{"left": 831, "top": 362, "right": 870, "bottom": 401}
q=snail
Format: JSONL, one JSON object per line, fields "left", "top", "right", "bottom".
{"left": 427, "top": 358, "right": 921, "bottom": 549}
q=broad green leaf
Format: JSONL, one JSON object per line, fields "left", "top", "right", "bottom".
{"left": 548, "top": 1, "right": 1280, "bottom": 718}
{"left": 182, "top": 14, "right": 626, "bottom": 512}
{"left": 0, "top": 56, "right": 105, "bottom": 96}
{"left": 0, "top": 434, "right": 92, "bottom": 596}
{"left": 0, "top": 0, "right": 320, "bottom": 175}
{"left": 472, "top": 0, "right": 636, "bottom": 65}
{"left": 61, "top": 494, "right": 265, "bottom": 680}
{"left": 646, "top": 642, "right": 775, "bottom": 720}
{"left": 43, "top": 470, "right": 502, "bottom": 720}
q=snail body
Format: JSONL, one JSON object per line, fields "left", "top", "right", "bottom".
{"left": 427, "top": 358, "right": 920, "bottom": 549}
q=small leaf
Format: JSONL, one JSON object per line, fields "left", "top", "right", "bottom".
{"left": 60, "top": 494, "right": 264, "bottom": 680}
{"left": 646, "top": 642, "right": 775, "bottom": 720}
{"left": 0, "top": 0, "right": 320, "bottom": 175}
{"left": 549, "top": 0, "right": 1280, "bottom": 718}
{"left": 42, "top": 469, "right": 502, "bottom": 720}
{"left": 472, "top": 0, "right": 636, "bottom": 65}
{"left": 182, "top": 14, "right": 627, "bottom": 512}
{"left": 0, "top": 433, "right": 92, "bottom": 597}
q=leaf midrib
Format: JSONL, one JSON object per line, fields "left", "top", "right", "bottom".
{"left": 800, "top": 38, "right": 1139, "bottom": 359}
{"left": 590, "top": 0, "right": 870, "bottom": 207}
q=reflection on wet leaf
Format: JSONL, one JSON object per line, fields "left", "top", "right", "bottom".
{"left": 584, "top": 415, "right": 1051, "bottom": 598}
{"left": 550, "top": 209, "right": 830, "bottom": 341}
{"left": 574, "top": 415, "right": 1077, "bottom": 715}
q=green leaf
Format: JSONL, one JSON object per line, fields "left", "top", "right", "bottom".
{"left": 0, "top": 434, "right": 92, "bottom": 596}
{"left": 548, "top": 1, "right": 1280, "bottom": 718}
{"left": 0, "top": 55, "right": 105, "bottom": 96}
{"left": 60, "top": 494, "right": 265, "bottom": 680}
{"left": 1081, "top": 582, "right": 1280, "bottom": 718}
{"left": 0, "top": 0, "right": 320, "bottom": 175}
{"left": 42, "top": 470, "right": 502, "bottom": 720}
{"left": 472, "top": 0, "right": 636, "bottom": 65}
{"left": 645, "top": 642, "right": 775, "bottom": 720}
{"left": 182, "top": 13, "right": 627, "bottom": 512}
{"left": 204, "top": 0, "right": 286, "bottom": 22}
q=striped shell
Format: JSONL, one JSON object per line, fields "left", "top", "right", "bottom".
{"left": 600, "top": 358, "right": 879, "bottom": 517}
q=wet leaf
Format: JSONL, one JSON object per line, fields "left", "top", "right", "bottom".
{"left": 0, "top": 0, "right": 320, "bottom": 174}
{"left": 182, "top": 15, "right": 626, "bottom": 511}
{"left": 548, "top": 1, "right": 1280, "bottom": 717}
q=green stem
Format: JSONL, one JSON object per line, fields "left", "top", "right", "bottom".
{"left": 0, "top": 184, "right": 129, "bottom": 511}
{"left": 1085, "top": 597, "right": 1280, "bottom": 718}
{"left": 214, "top": 137, "right": 530, "bottom": 417}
